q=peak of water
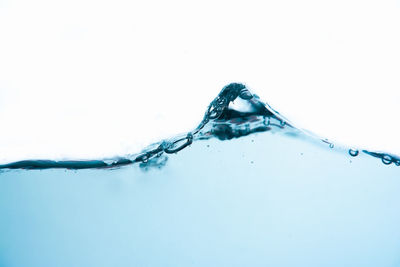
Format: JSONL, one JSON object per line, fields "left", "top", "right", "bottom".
{"left": 0, "top": 83, "right": 398, "bottom": 170}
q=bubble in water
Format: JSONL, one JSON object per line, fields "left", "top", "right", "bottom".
{"left": 239, "top": 89, "right": 253, "bottom": 100}
{"left": 348, "top": 149, "right": 359, "bottom": 157}
{"left": 382, "top": 155, "right": 392, "bottom": 165}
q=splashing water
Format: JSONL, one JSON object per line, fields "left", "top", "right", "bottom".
{"left": 1, "top": 82, "right": 397, "bottom": 170}
{"left": 0, "top": 83, "right": 400, "bottom": 267}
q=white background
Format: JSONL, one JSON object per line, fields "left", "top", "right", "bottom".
{"left": 0, "top": 0, "right": 399, "bottom": 163}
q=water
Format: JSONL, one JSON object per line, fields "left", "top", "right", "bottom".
{"left": 0, "top": 83, "right": 400, "bottom": 267}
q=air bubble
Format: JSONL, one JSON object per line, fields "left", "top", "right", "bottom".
{"left": 348, "top": 149, "right": 359, "bottom": 157}
{"left": 382, "top": 155, "right": 392, "bottom": 165}
{"left": 239, "top": 89, "right": 253, "bottom": 100}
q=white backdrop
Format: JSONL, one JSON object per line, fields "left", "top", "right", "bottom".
{"left": 0, "top": 0, "right": 399, "bottom": 163}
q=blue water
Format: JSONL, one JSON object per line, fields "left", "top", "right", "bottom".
{"left": 1, "top": 83, "right": 400, "bottom": 267}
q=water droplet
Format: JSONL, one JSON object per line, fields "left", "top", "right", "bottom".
{"left": 329, "top": 143, "right": 334, "bottom": 149}
{"left": 382, "top": 155, "right": 392, "bottom": 165}
{"left": 348, "top": 149, "right": 359, "bottom": 157}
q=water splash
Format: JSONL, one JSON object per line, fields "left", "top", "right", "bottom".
{"left": 0, "top": 83, "right": 398, "bottom": 170}
{"left": 1, "top": 83, "right": 400, "bottom": 267}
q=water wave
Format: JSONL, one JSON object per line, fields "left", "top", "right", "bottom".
{"left": 1, "top": 83, "right": 398, "bottom": 169}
